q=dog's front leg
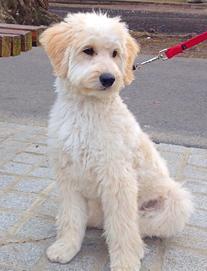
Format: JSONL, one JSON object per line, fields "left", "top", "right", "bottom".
{"left": 47, "top": 188, "right": 87, "bottom": 264}
{"left": 101, "top": 170, "right": 144, "bottom": 271}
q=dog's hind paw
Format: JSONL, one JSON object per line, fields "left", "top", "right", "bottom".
{"left": 46, "top": 239, "right": 80, "bottom": 264}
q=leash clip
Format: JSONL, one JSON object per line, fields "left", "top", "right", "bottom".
{"left": 134, "top": 48, "right": 168, "bottom": 70}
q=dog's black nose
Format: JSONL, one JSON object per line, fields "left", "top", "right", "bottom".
{"left": 99, "top": 73, "right": 115, "bottom": 88}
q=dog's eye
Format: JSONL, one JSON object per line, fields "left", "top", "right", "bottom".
{"left": 83, "top": 48, "right": 95, "bottom": 56}
{"left": 112, "top": 50, "right": 118, "bottom": 58}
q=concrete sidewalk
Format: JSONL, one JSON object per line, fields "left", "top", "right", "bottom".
{"left": 0, "top": 121, "right": 206, "bottom": 270}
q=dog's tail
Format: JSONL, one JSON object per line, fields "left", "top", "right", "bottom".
{"left": 139, "top": 181, "right": 193, "bottom": 238}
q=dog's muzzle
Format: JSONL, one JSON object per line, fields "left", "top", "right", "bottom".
{"left": 99, "top": 73, "right": 115, "bottom": 89}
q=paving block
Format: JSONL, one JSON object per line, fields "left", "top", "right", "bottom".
{"left": 29, "top": 166, "right": 52, "bottom": 179}
{"left": 13, "top": 129, "right": 39, "bottom": 142}
{"left": 37, "top": 198, "right": 58, "bottom": 218}
{"left": 11, "top": 126, "right": 46, "bottom": 140}
{"left": 0, "top": 264, "right": 19, "bottom": 271}
{"left": 0, "top": 148, "right": 16, "bottom": 167}
{"left": 185, "top": 179, "right": 207, "bottom": 194}
{"left": 39, "top": 157, "right": 49, "bottom": 168}
{"left": 15, "top": 177, "right": 52, "bottom": 193}
{"left": 183, "top": 165, "right": 207, "bottom": 180}
{"left": 188, "top": 153, "right": 207, "bottom": 168}
{"left": 194, "top": 193, "right": 207, "bottom": 210}
{"left": 0, "top": 162, "right": 32, "bottom": 175}
{"left": 0, "top": 242, "right": 45, "bottom": 268}
{"left": 44, "top": 254, "right": 107, "bottom": 271}
{"left": 49, "top": 184, "right": 59, "bottom": 198}
{"left": 33, "top": 135, "right": 48, "bottom": 145}
{"left": 2, "top": 139, "right": 27, "bottom": 152}
{"left": 0, "top": 137, "right": 6, "bottom": 143}
{"left": 162, "top": 246, "right": 207, "bottom": 271}
{"left": 191, "top": 148, "right": 207, "bottom": 156}
{"left": 17, "top": 217, "right": 56, "bottom": 239}
{"left": 0, "top": 211, "right": 20, "bottom": 232}
{"left": 13, "top": 152, "right": 43, "bottom": 165}
{"left": 156, "top": 143, "right": 187, "bottom": 154}
{"left": 189, "top": 209, "right": 207, "bottom": 229}
{"left": 0, "top": 125, "right": 16, "bottom": 138}
{"left": 0, "top": 174, "right": 16, "bottom": 189}
{"left": 169, "top": 226, "right": 207, "bottom": 251}
{"left": 0, "top": 192, "right": 36, "bottom": 210}
{"left": 141, "top": 237, "right": 163, "bottom": 271}
{"left": 0, "top": 122, "right": 25, "bottom": 130}
{"left": 26, "top": 143, "right": 47, "bottom": 155}
{"left": 159, "top": 151, "right": 182, "bottom": 177}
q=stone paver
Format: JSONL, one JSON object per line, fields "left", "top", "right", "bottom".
{"left": 0, "top": 121, "right": 207, "bottom": 271}
{"left": 162, "top": 246, "right": 207, "bottom": 271}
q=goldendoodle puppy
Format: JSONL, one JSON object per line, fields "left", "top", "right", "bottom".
{"left": 40, "top": 12, "right": 193, "bottom": 271}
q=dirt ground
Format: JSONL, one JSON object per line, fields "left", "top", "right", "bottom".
{"left": 133, "top": 32, "right": 207, "bottom": 58}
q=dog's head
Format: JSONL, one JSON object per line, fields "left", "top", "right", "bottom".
{"left": 40, "top": 12, "right": 139, "bottom": 97}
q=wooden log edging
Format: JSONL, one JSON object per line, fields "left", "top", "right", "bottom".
{"left": 0, "top": 35, "right": 11, "bottom": 57}
{"left": 0, "top": 24, "right": 46, "bottom": 46}
{"left": 0, "top": 24, "right": 46, "bottom": 57}
{"left": 0, "top": 34, "right": 21, "bottom": 56}
{"left": 0, "top": 29, "right": 32, "bottom": 51}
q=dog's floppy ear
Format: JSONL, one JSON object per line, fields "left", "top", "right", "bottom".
{"left": 40, "top": 22, "right": 73, "bottom": 78}
{"left": 124, "top": 34, "right": 140, "bottom": 85}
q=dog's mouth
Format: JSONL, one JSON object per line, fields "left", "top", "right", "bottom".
{"left": 99, "top": 87, "right": 107, "bottom": 91}
{"left": 99, "top": 86, "right": 112, "bottom": 91}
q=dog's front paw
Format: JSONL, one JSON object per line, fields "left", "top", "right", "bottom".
{"left": 46, "top": 239, "right": 80, "bottom": 264}
{"left": 111, "top": 246, "right": 143, "bottom": 271}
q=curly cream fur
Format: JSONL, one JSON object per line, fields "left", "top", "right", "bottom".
{"left": 40, "top": 12, "right": 193, "bottom": 271}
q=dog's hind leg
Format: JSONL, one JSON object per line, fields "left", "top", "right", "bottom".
{"left": 138, "top": 178, "right": 192, "bottom": 238}
{"left": 136, "top": 133, "right": 193, "bottom": 238}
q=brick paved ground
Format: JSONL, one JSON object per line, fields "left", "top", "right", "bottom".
{"left": 0, "top": 121, "right": 206, "bottom": 271}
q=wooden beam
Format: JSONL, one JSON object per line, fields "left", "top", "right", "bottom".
{"left": 0, "top": 24, "right": 46, "bottom": 46}
{"left": 0, "top": 35, "right": 11, "bottom": 57}
{"left": 1, "top": 34, "right": 21, "bottom": 56}
{"left": 0, "top": 29, "right": 32, "bottom": 51}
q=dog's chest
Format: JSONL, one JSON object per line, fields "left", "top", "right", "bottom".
{"left": 63, "top": 111, "right": 128, "bottom": 164}
{"left": 50, "top": 97, "right": 141, "bottom": 197}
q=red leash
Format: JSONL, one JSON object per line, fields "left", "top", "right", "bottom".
{"left": 165, "top": 31, "right": 207, "bottom": 59}
{"left": 134, "top": 31, "right": 207, "bottom": 69}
